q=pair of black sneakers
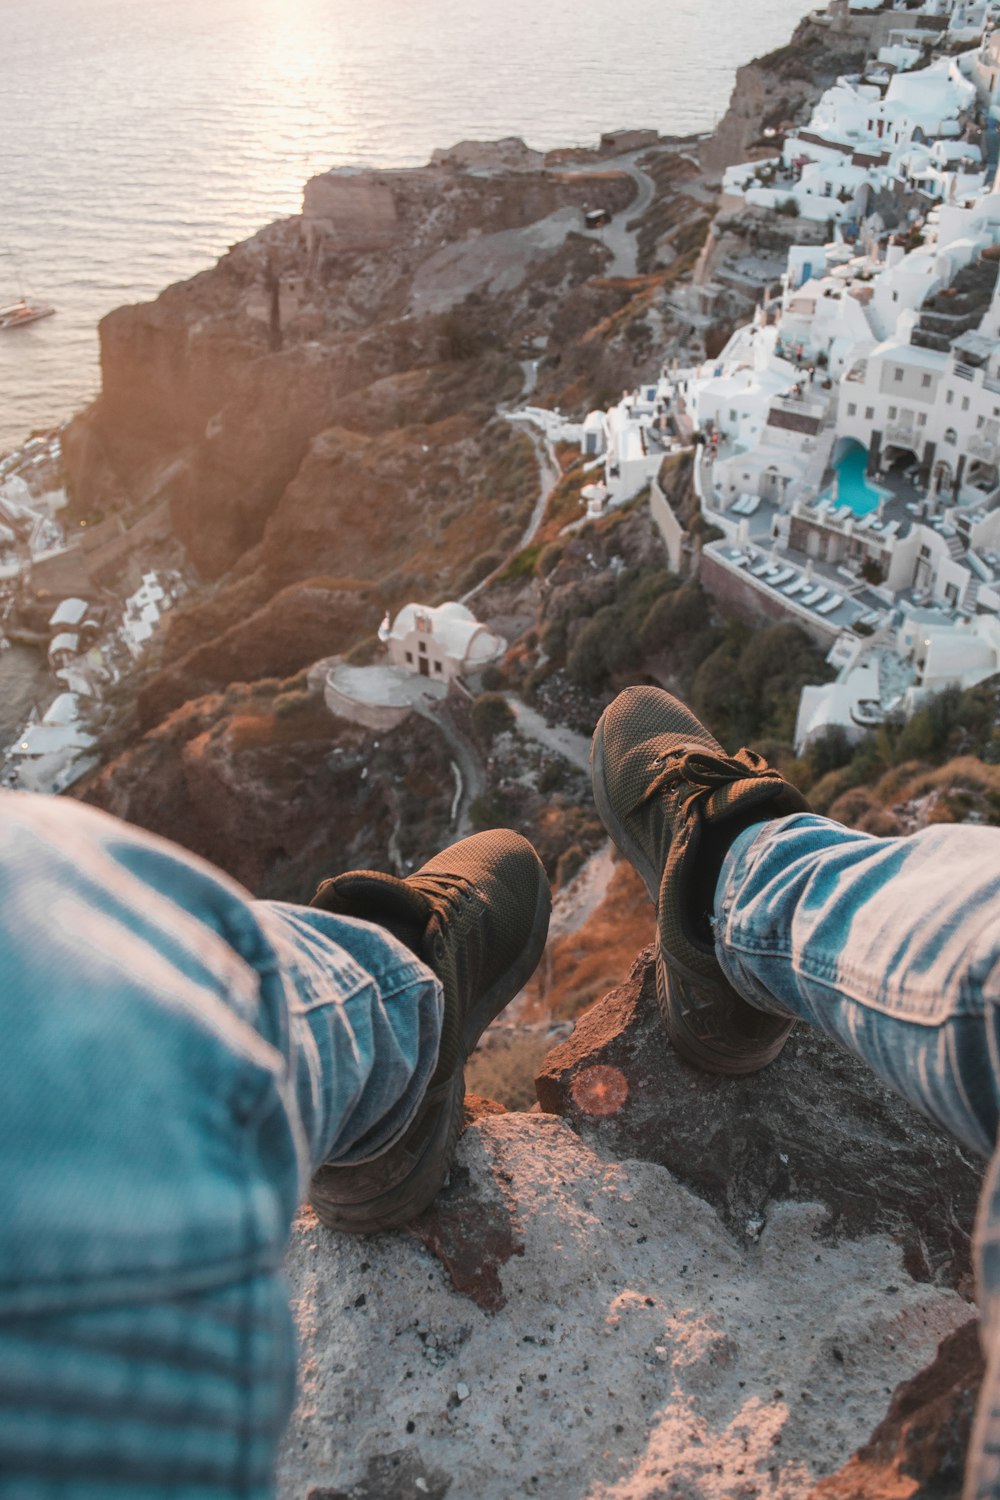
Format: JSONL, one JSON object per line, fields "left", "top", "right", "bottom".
{"left": 311, "top": 687, "right": 806, "bottom": 1235}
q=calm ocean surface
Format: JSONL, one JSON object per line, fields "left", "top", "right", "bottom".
{"left": 0, "top": 0, "right": 815, "bottom": 455}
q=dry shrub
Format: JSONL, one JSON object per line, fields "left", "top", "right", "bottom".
{"left": 225, "top": 694, "right": 332, "bottom": 752}
{"left": 869, "top": 759, "right": 930, "bottom": 804}
{"left": 826, "top": 787, "right": 903, "bottom": 837}
{"left": 519, "top": 858, "right": 654, "bottom": 1023}
{"left": 465, "top": 1030, "right": 554, "bottom": 1111}
{"left": 885, "top": 755, "right": 1000, "bottom": 807}
{"left": 805, "top": 765, "right": 857, "bottom": 814}
{"left": 227, "top": 712, "right": 275, "bottom": 750}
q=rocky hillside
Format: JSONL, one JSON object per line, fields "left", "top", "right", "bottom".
{"left": 699, "top": 12, "right": 875, "bottom": 178}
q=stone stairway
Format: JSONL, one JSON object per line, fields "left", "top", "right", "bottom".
{"left": 803, "top": 426, "right": 836, "bottom": 491}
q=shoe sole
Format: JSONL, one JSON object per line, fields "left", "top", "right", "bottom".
{"left": 591, "top": 706, "right": 792, "bottom": 1079}
{"left": 316, "top": 865, "right": 552, "bottom": 1235}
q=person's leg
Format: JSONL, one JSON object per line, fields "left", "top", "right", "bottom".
{"left": 0, "top": 790, "right": 443, "bottom": 1497}
{"left": 715, "top": 814, "right": 1000, "bottom": 1158}
{"left": 0, "top": 791, "right": 548, "bottom": 1495}
{"left": 718, "top": 814, "right": 1000, "bottom": 1500}
{"left": 591, "top": 687, "right": 1000, "bottom": 1500}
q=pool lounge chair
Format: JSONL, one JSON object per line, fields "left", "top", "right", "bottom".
{"left": 816, "top": 592, "right": 844, "bottom": 615}
{"left": 769, "top": 567, "right": 796, "bottom": 588}
{"left": 801, "top": 586, "right": 828, "bottom": 607}
{"left": 783, "top": 576, "right": 810, "bottom": 596}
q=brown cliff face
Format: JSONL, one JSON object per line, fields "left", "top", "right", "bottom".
{"left": 83, "top": 681, "right": 456, "bottom": 897}
{"left": 137, "top": 407, "right": 538, "bottom": 723}
{"left": 699, "top": 17, "right": 871, "bottom": 176}
{"left": 68, "top": 143, "right": 704, "bottom": 890}
{"left": 63, "top": 163, "right": 635, "bottom": 583}
{"left": 137, "top": 579, "right": 380, "bottom": 729}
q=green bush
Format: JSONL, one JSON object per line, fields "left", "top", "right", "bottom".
{"left": 438, "top": 310, "right": 484, "bottom": 361}
{"left": 460, "top": 551, "right": 504, "bottom": 591}
{"left": 538, "top": 542, "right": 564, "bottom": 576}
{"left": 541, "top": 618, "right": 568, "bottom": 663}
{"left": 692, "top": 620, "right": 830, "bottom": 748}
{"left": 538, "top": 760, "right": 566, "bottom": 794}
{"left": 469, "top": 788, "right": 518, "bottom": 830}
{"left": 500, "top": 543, "right": 542, "bottom": 582}
{"left": 471, "top": 692, "right": 516, "bottom": 746}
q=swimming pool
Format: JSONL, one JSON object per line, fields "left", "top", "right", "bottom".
{"left": 821, "top": 443, "right": 891, "bottom": 518}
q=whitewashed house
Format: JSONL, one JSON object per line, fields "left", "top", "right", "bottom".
{"left": 384, "top": 602, "right": 506, "bottom": 683}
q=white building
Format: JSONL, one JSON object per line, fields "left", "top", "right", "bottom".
{"left": 383, "top": 602, "right": 506, "bottom": 683}
{"left": 5, "top": 693, "right": 97, "bottom": 794}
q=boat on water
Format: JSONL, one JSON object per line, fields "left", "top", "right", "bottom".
{"left": 0, "top": 298, "right": 54, "bottom": 331}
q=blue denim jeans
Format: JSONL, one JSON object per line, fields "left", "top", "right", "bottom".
{"left": 717, "top": 814, "right": 1000, "bottom": 1500}
{"left": 0, "top": 791, "right": 442, "bottom": 1498}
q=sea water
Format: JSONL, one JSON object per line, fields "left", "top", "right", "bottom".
{"left": 0, "top": 0, "right": 815, "bottom": 453}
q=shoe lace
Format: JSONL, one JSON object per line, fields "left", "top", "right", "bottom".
{"left": 412, "top": 870, "right": 482, "bottom": 1082}
{"left": 412, "top": 869, "right": 482, "bottom": 980}
{"left": 642, "top": 745, "right": 782, "bottom": 818}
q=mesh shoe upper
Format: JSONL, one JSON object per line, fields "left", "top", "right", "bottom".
{"left": 307, "top": 830, "right": 550, "bottom": 1231}
{"left": 592, "top": 687, "right": 809, "bottom": 1075}
{"left": 312, "top": 830, "right": 548, "bottom": 1079}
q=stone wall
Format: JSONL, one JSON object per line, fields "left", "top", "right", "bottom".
{"left": 302, "top": 171, "right": 402, "bottom": 256}
{"left": 649, "top": 474, "right": 687, "bottom": 573}
{"left": 700, "top": 549, "right": 834, "bottom": 645}
{"left": 322, "top": 678, "right": 413, "bottom": 732}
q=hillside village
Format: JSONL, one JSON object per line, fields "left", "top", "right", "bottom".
{"left": 536, "top": 0, "right": 1000, "bottom": 756}
{"left": 8, "top": 0, "right": 1000, "bottom": 854}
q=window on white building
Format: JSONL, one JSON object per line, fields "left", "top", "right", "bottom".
{"left": 947, "top": 390, "right": 955, "bottom": 405}
{"left": 978, "top": 415, "right": 986, "bottom": 429}
{"left": 848, "top": 402, "right": 857, "bottom": 416}
{"left": 894, "top": 368, "right": 904, "bottom": 382}
{"left": 865, "top": 406, "right": 874, "bottom": 419}
{"left": 888, "top": 406, "right": 898, "bottom": 419}
{"left": 963, "top": 397, "right": 970, "bottom": 412}
{"left": 944, "top": 428, "right": 957, "bottom": 445}
{"left": 918, "top": 413, "right": 926, "bottom": 426}
{"left": 921, "top": 374, "right": 932, "bottom": 388}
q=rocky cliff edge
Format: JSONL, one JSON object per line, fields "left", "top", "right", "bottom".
{"left": 279, "top": 953, "right": 984, "bottom": 1500}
